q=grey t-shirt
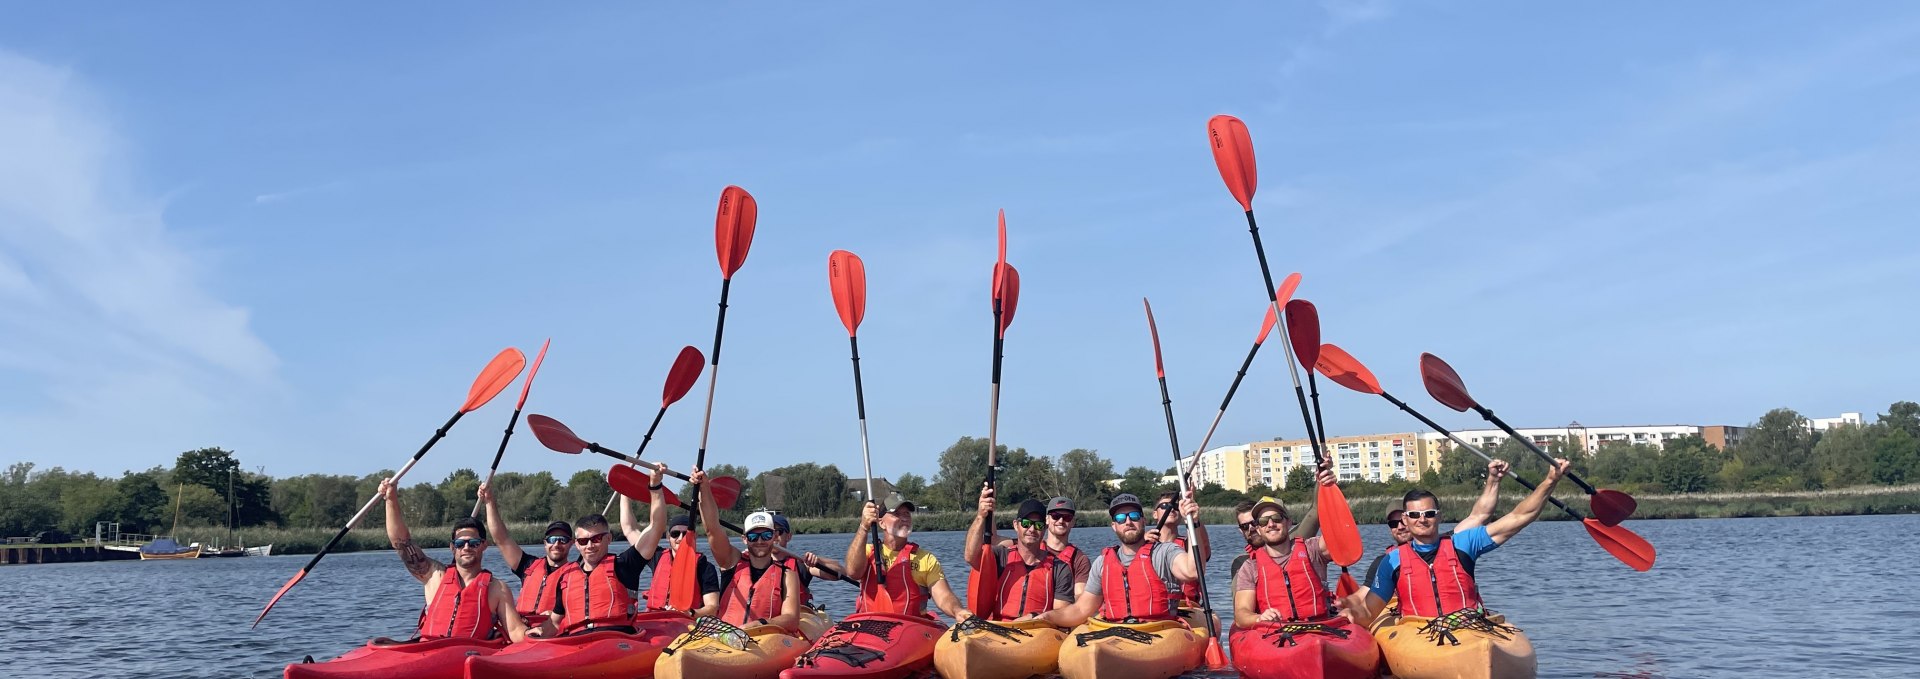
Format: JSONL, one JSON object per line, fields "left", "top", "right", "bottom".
{"left": 1083, "top": 542, "right": 1183, "bottom": 596}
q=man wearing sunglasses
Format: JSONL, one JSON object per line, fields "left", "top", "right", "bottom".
{"left": 844, "top": 492, "right": 971, "bottom": 621}
{"left": 1350, "top": 458, "right": 1571, "bottom": 626}
{"left": 547, "top": 466, "right": 668, "bottom": 633}
{"left": 688, "top": 470, "right": 805, "bottom": 632}
{"left": 963, "top": 490, "right": 1074, "bottom": 620}
{"left": 1231, "top": 474, "right": 1349, "bottom": 629}
{"left": 1041, "top": 497, "right": 1092, "bottom": 596}
{"left": 379, "top": 478, "right": 544, "bottom": 642}
{"left": 477, "top": 482, "right": 576, "bottom": 623}
{"left": 1227, "top": 462, "right": 1329, "bottom": 583}
{"left": 1035, "top": 493, "right": 1207, "bottom": 628}
{"left": 630, "top": 470, "right": 722, "bottom": 618}
{"left": 1145, "top": 490, "right": 1208, "bottom": 608}
{"left": 1362, "top": 459, "right": 1507, "bottom": 587}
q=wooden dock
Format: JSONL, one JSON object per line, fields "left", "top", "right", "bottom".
{"left": 0, "top": 545, "right": 142, "bottom": 566}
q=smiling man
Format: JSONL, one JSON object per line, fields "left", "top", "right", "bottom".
{"left": 843, "top": 492, "right": 970, "bottom": 620}
{"left": 690, "top": 469, "right": 804, "bottom": 632}
{"left": 546, "top": 465, "right": 668, "bottom": 633}
{"left": 965, "top": 488, "right": 1073, "bottom": 620}
{"left": 1035, "top": 493, "right": 1207, "bottom": 628}
{"left": 380, "top": 477, "right": 540, "bottom": 642}
{"left": 478, "top": 482, "right": 576, "bottom": 621}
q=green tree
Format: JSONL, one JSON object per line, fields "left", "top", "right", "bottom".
{"left": 1737, "top": 408, "right": 1816, "bottom": 479}
{"left": 893, "top": 473, "right": 928, "bottom": 500}
{"left": 404, "top": 482, "right": 449, "bottom": 526}
{"left": 1810, "top": 424, "right": 1876, "bottom": 488}
{"left": 1117, "top": 466, "right": 1163, "bottom": 500}
{"left": 1590, "top": 442, "right": 1660, "bottom": 486}
{"left": 112, "top": 468, "right": 172, "bottom": 533}
{"left": 1055, "top": 449, "right": 1116, "bottom": 506}
{"left": 170, "top": 483, "right": 226, "bottom": 529}
{"left": 0, "top": 463, "right": 59, "bottom": 536}
{"left": 761, "top": 463, "right": 850, "bottom": 517}
{"left": 554, "top": 469, "right": 611, "bottom": 522}
{"left": 1872, "top": 428, "right": 1920, "bottom": 485}
{"left": 173, "top": 447, "right": 240, "bottom": 498}
{"left": 1656, "top": 439, "right": 1713, "bottom": 493}
{"left": 437, "top": 469, "right": 481, "bottom": 522}
{"left": 929, "top": 437, "right": 1039, "bottom": 510}
{"left": 1878, "top": 401, "right": 1920, "bottom": 439}
{"left": 1430, "top": 442, "right": 1484, "bottom": 487}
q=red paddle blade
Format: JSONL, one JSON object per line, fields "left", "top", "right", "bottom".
{"left": 992, "top": 209, "right": 1008, "bottom": 295}
{"left": 662, "top": 346, "right": 705, "bottom": 407}
{"left": 1420, "top": 352, "right": 1479, "bottom": 413}
{"left": 1284, "top": 299, "right": 1321, "bottom": 370}
{"left": 1336, "top": 571, "right": 1360, "bottom": 598}
{"left": 1589, "top": 489, "right": 1638, "bottom": 527}
{"left": 514, "top": 339, "right": 551, "bottom": 409}
{"left": 995, "top": 264, "right": 1021, "bottom": 337}
{"left": 662, "top": 486, "right": 682, "bottom": 508}
{"left": 462, "top": 348, "right": 528, "bottom": 413}
{"left": 715, "top": 185, "right": 758, "bottom": 278}
{"left": 1275, "top": 272, "right": 1302, "bottom": 305}
{"left": 869, "top": 552, "right": 897, "bottom": 613}
{"left": 251, "top": 569, "right": 307, "bottom": 628}
{"left": 1256, "top": 301, "right": 1279, "bottom": 344}
{"left": 608, "top": 464, "right": 652, "bottom": 500}
{"left": 1207, "top": 114, "right": 1257, "bottom": 211}
{"left": 1315, "top": 344, "right": 1383, "bottom": 395}
{"left": 1204, "top": 639, "right": 1228, "bottom": 669}
{"left": 668, "top": 535, "right": 700, "bottom": 611}
{"left": 1143, "top": 298, "right": 1165, "bottom": 378}
{"left": 526, "top": 414, "right": 588, "bottom": 454}
{"left": 1583, "top": 518, "right": 1656, "bottom": 571}
{"left": 709, "top": 475, "right": 743, "bottom": 509}
{"left": 829, "top": 250, "right": 868, "bottom": 336}
{"left": 966, "top": 543, "right": 1000, "bottom": 617}
{"left": 1316, "top": 483, "right": 1364, "bottom": 567}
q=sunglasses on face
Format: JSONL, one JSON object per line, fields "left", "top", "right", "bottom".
{"left": 451, "top": 538, "right": 485, "bottom": 549}
{"left": 1404, "top": 509, "right": 1439, "bottom": 520}
{"left": 1386, "top": 520, "right": 1404, "bottom": 529}
{"left": 1017, "top": 518, "right": 1044, "bottom": 529}
{"left": 1048, "top": 512, "right": 1075, "bottom": 522}
{"left": 575, "top": 532, "right": 610, "bottom": 547}
{"left": 744, "top": 529, "right": 776, "bottom": 543}
{"left": 668, "top": 530, "right": 689, "bottom": 540}
{"left": 1252, "top": 513, "right": 1289, "bottom": 528}
{"left": 1111, "top": 510, "right": 1144, "bottom": 524}
{"left": 1156, "top": 501, "right": 1175, "bottom": 511}
{"left": 544, "top": 535, "right": 570, "bottom": 545}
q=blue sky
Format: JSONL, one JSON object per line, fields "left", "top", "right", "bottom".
{"left": 4, "top": 3, "right": 1918, "bottom": 485}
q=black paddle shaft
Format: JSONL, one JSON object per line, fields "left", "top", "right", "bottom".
{"left": 1151, "top": 374, "right": 1220, "bottom": 641}
{"left": 1381, "top": 391, "right": 1585, "bottom": 521}
{"left": 1243, "top": 210, "right": 1330, "bottom": 469}
{"left": 1472, "top": 406, "right": 1601, "bottom": 495}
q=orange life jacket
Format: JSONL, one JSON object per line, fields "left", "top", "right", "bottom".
{"left": 717, "top": 557, "right": 790, "bottom": 628}
{"left": 419, "top": 568, "right": 497, "bottom": 639}
{"left": 1251, "top": 538, "right": 1333, "bottom": 621}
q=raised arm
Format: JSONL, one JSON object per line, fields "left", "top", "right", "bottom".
{"left": 633, "top": 464, "right": 671, "bottom": 560}
{"left": 1485, "top": 458, "right": 1570, "bottom": 545}
{"left": 478, "top": 483, "right": 525, "bottom": 571}
{"left": 842, "top": 501, "right": 879, "bottom": 582}
{"left": 692, "top": 470, "right": 740, "bottom": 569}
{"left": 963, "top": 483, "right": 996, "bottom": 569}
{"left": 1170, "top": 496, "right": 1209, "bottom": 579}
{"left": 382, "top": 477, "right": 442, "bottom": 584}
{"left": 1454, "top": 459, "right": 1508, "bottom": 533}
{"left": 1291, "top": 462, "right": 1334, "bottom": 540}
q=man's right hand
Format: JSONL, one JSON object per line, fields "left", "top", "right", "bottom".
{"left": 976, "top": 483, "right": 996, "bottom": 517}
{"left": 860, "top": 501, "right": 880, "bottom": 529}
{"left": 1486, "top": 459, "right": 1509, "bottom": 483}
{"left": 477, "top": 483, "right": 493, "bottom": 505}
{"left": 379, "top": 477, "right": 398, "bottom": 502}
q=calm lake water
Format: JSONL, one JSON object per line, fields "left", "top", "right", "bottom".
{"left": 2, "top": 514, "right": 1913, "bottom": 678}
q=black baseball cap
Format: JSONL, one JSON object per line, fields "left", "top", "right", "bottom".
{"left": 544, "top": 521, "right": 573, "bottom": 537}
{"left": 668, "top": 515, "right": 692, "bottom": 530}
{"left": 1016, "top": 499, "right": 1047, "bottom": 519}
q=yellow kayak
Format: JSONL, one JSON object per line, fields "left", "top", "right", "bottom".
{"left": 1057, "top": 618, "right": 1207, "bottom": 679}
{"left": 655, "top": 618, "right": 810, "bottom": 679}
{"left": 1372, "top": 612, "right": 1536, "bottom": 679}
{"left": 796, "top": 605, "right": 830, "bottom": 642}
{"left": 933, "top": 618, "right": 1068, "bottom": 679}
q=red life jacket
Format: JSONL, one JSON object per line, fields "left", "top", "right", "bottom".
{"left": 718, "top": 557, "right": 789, "bottom": 627}
{"left": 557, "top": 558, "right": 636, "bottom": 629}
{"left": 419, "top": 568, "right": 497, "bottom": 639}
{"left": 1251, "top": 538, "right": 1332, "bottom": 621}
{"left": 856, "top": 542, "right": 931, "bottom": 615}
{"left": 1170, "top": 536, "right": 1203, "bottom": 605}
{"left": 644, "top": 548, "right": 705, "bottom": 612}
{"left": 1096, "top": 545, "right": 1175, "bottom": 622}
{"left": 1053, "top": 542, "right": 1082, "bottom": 571}
{"left": 1394, "top": 536, "right": 1483, "bottom": 618}
{"left": 516, "top": 558, "right": 577, "bottom": 615}
{"left": 991, "top": 546, "right": 1057, "bottom": 620}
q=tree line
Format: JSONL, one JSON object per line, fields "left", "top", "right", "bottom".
{"left": 5, "top": 402, "right": 1917, "bottom": 538}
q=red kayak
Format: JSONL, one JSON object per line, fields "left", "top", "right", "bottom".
{"left": 1229, "top": 618, "right": 1381, "bottom": 679}
{"left": 462, "top": 611, "right": 691, "bottom": 679}
{"left": 286, "top": 636, "right": 507, "bottom": 679}
{"left": 780, "top": 612, "right": 944, "bottom": 679}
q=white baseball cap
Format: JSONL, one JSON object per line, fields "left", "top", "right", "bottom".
{"left": 745, "top": 511, "right": 778, "bottom": 532}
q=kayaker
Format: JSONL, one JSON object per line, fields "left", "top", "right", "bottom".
{"left": 477, "top": 482, "right": 577, "bottom": 620}
{"left": 545, "top": 471, "right": 662, "bottom": 633}
{"left": 1228, "top": 483, "right": 1325, "bottom": 582}
{"left": 1362, "top": 459, "right": 1507, "bottom": 586}
{"left": 1042, "top": 496, "right": 1093, "bottom": 596}
{"left": 771, "top": 513, "right": 846, "bottom": 604}
{"left": 843, "top": 492, "right": 973, "bottom": 621}
{"left": 629, "top": 466, "right": 722, "bottom": 617}
{"left": 688, "top": 470, "right": 804, "bottom": 631}
{"left": 1034, "top": 493, "right": 1207, "bottom": 628}
{"left": 964, "top": 490, "right": 1075, "bottom": 620}
{"left": 1350, "top": 458, "right": 1571, "bottom": 627}
{"left": 1230, "top": 483, "right": 1346, "bottom": 628}
{"left": 378, "top": 477, "right": 543, "bottom": 642}
{"left": 1145, "top": 490, "right": 1208, "bottom": 607}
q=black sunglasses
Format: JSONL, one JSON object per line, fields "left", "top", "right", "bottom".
{"left": 1386, "top": 519, "right": 1404, "bottom": 529}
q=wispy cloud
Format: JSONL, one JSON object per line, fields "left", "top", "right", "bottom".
{"left": 254, "top": 180, "right": 346, "bottom": 205}
{"left": 1278, "top": 0, "right": 1395, "bottom": 78}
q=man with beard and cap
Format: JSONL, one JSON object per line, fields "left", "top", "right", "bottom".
{"left": 844, "top": 491, "right": 972, "bottom": 620}
{"left": 689, "top": 470, "right": 804, "bottom": 631}
{"left": 1228, "top": 467, "right": 1329, "bottom": 582}
{"left": 627, "top": 464, "right": 721, "bottom": 618}
{"left": 1231, "top": 466, "right": 1350, "bottom": 629}
{"left": 965, "top": 487, "right": 1074, "bottom": 620}
{"left": 1363, "top": 459, "right": 1508, "bottom": 588}
{"left": 1034, "top": 492, "right": 1207, "bottom": 628}
{"left": 1349, "top": 459, "right": 1571, "bottom": 627}
{"left": 545, "top": 465, "right": 666, "bottom": 633}
{"left": 1035, "top": 496, "right": 1091, "bottom": 596}
{"left": 380, "top": 478, "right": 544, "bottom": 641}
{"left": 478, "top": 482, "right": 576, "bottom": 623}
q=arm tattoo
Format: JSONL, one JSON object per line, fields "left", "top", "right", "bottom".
{"left": 396, "top": 538, "right": 436, "bottom": 581}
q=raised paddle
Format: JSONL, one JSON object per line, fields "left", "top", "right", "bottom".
{"left": 1141, "top": 298, "right": 1227, "bottom": 669}
{"left": 1418, "top": 352, "right": 1638, "bottom": 526}
{"left": 474, "top": 338, "right": 551, "bottom": 517}
{"left": 1184, "top": 273, "right": 1301, "bottom": 465}
{"left": 674, "top": 184, "right": 759, "bottom": 612}
{"left": 970, "top": 211, "right": 1020, "bottom": 619}
{"left": 1278, "top": 298, "right": 1364, "bottom": 568}
{"left": 1206, "top": 114, "right": 1361, "bottom": 562}
{"left": 254, "top": 347, "right": 526, "bottom": 628}
{"left": 606, "top": 466, "right": 850, "bottom": 581}
{"left": 526, "top": 414, "right": 742, "bottom": 509}
{"left": 827, "top": 249, "right": 894, "bottom": 612}
{"left": 1312, "top": 344, "right": 1655, "bottom": 571}
{"left": 601, "top": 345, "right": 707, "bottom": 515}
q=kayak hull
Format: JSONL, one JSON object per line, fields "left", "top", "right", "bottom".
{"left": 1373, "top": 614, "right": 1536, "bottom": 679}
{"left": 1057, "top": 618, "right": 1207, "bottom": 679}
{"left": 655, "top": 622, "right": 809, "bottom": 679}
{"left": 1229, "top": 618, "right": 1380, "bottom": 679}
{"left": 285, "top": 637, "right": 506, "bottom": 679}
{"left": 462, "top": 612, "right": 690, "bottom": 679}
{"left": 932, "top": 618, "right": 1068, "bottom": 679}
{"left": 796, "top": 606, "right": 830, "bottom": 642}
{"left": 780, "top": 612, "right": 944, "bottom": 679}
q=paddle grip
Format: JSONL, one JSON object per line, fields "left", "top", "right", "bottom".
{"left": 849, "top": 337, "right": 867, "bottom": 420}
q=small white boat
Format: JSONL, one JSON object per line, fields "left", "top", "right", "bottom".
{"left": 245, "top": 544, "right": 273, "bottom": 557}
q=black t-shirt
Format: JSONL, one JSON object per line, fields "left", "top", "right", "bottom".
{"left": 990, "top": 544, "right": 1074, "bottom": 604}
{"left": 643, "top": 551, "right": 723, "bottom": 596}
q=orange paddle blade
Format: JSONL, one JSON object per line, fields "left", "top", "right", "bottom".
{"left": 1204, "top": 638, "right": 1228, "bottom": 669}
{"left": 461, "top": 348, "right": 527, "bottom": 413}
{"left": 1275, "top": 271, "right": 1302, "bottom": 305}
{"left": 1257, "top": 301, "right": 1279, "bottom": 344}
{"left": 1316, "top": 483, "right": 1364, "bottom": 567}
{"left": 992, "top": 209, "right": 1008, "bottom": 296}
{"left": 1335, "top": 570, "right": 1360, "bottom": 598}
{"left": 1315, "top": 344, "right": 1383, "bottom": 395}
{"left": 1284, "top": 299, "right": 1321, "bottom": 370}
{"left": 661, "top": 346, "right": 705, "bottom": 407}
{"left": 1583, "top": 518, "right": 1656, "bottom": 571}
{"left": 251, "top": 569, "right": 307, "bottom": 628}
{"left": 995, "top": 264, "right": 1020, "bottom": 337}
{"left": 966, "top": 542, "right": 1000, "bottom": 618}
{"left": 1207, "top": 114, "right": 1257, "bottom": 211}
{"left": 715, "top": 185, "right": 758, "bottom": 278}
{"left": 513, "top": 340, "right": 550, "bottom": 409}
{"left": 526, "top": 414, "right": 588, "bottom": 454}
{"left": 668, "top": 532, "right": 700, "bottom": 611}
{"left": 1420, "top": 352, "right": 1477, "bottom": 413}
{"left": 1143, "top": 298, "right": 1166, "bottom": 378}
{"left": 829, "top": 250, "right": 868, "bottom": 336}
